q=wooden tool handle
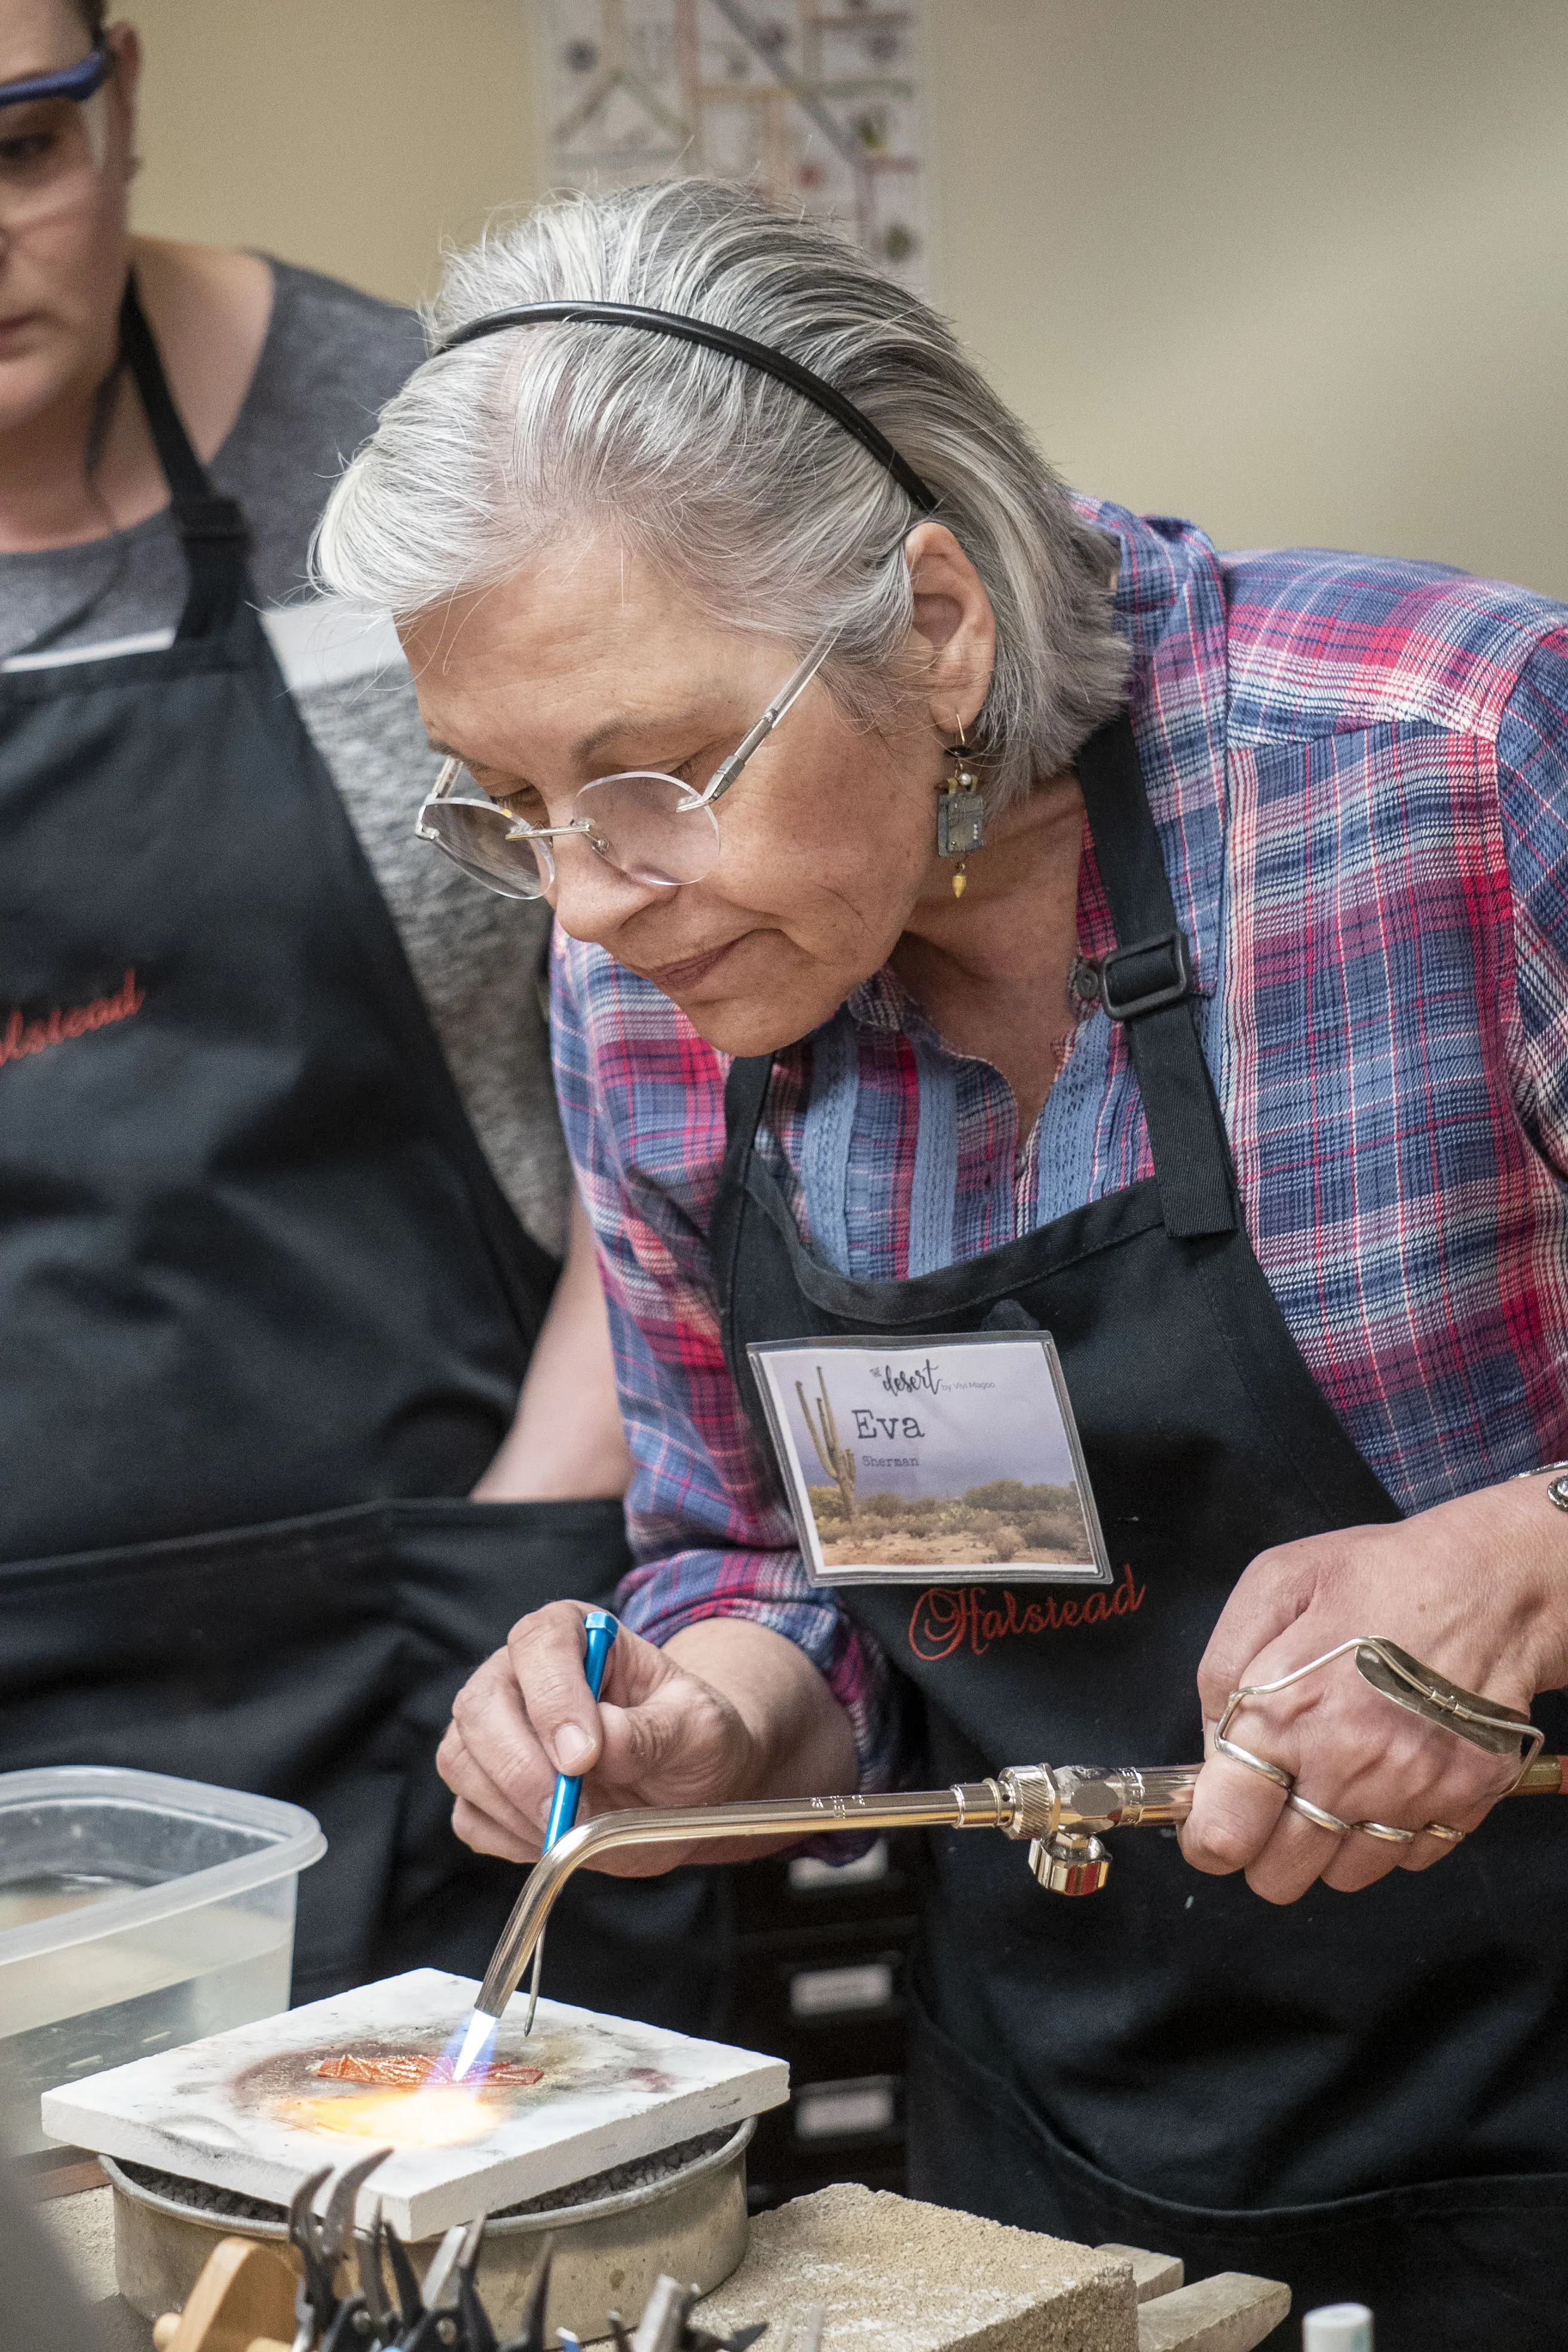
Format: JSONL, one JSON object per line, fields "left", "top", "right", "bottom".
{"left": 151, "top": 2237, "right": 296, "bottom": 2352}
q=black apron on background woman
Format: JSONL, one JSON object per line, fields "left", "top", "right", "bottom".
{"left": 713, "top": 715, "right": 1568, "bottom": 2347}
{"left": 0, "top": 283, "right": 719, "bottom": 2022}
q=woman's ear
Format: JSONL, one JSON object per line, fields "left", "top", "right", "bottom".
{"left": 106, "top": 22, "right": 143, "bottom": 167}
{"left": 904, "top": 522, "right": 997, "bottom": 736}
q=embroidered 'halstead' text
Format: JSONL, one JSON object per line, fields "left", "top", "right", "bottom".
{"left": 0, "top": 970, "right": 145, "bottom": 1070}
{"left": 908, "top": 1567, "right": 1147, "bottom": 1661}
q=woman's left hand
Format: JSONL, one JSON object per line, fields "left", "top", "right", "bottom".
{"left": 1180, "top": 1475, "right": 1568, "bottom": 1903}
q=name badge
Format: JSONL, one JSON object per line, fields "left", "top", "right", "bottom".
{"left": 748, "top": 1331, "right": 1111, "bottom": 1587}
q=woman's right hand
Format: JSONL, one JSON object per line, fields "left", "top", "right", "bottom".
{"left": 437, "top": 1600, "right": 856, "bottom": 1873}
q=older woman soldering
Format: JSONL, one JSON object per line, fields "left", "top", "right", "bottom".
{"left": 317, "top": 182, "right": 1568, "bottom": 2342}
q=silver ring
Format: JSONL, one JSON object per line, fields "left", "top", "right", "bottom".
{"left": 1353, "top": 1818, "right": 1416, "bottom": 1843}
{"left": 1287, "top": 1791, "right": 1350, "bottom": 1835}
{"left": 1420, "top": 1820, "right": 1466, "bottom": 1843}
{"left": 1213, "top": 1733, "right": 1294, "bottom": 1793}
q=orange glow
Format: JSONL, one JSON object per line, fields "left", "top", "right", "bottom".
{"left": 275, "top": 2086, "right": 498, "bottom": 2147}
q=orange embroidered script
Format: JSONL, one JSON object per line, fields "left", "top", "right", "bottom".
{"left": 0, "top": 969, "right": 144, "bottom": 1070}
{"left": 311, "top": 2051, "right": 544, "bottom": 2089}
{"left": 908, "top": 1567, "right": 1147, "bottom": 1662}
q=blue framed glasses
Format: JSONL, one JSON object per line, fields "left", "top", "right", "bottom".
{"left": 0, "top": 42, "right": 114, "bottom": 228}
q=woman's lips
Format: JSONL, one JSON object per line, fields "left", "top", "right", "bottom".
{"left": 638, "top": 936, "right": 745, "bottom": 993}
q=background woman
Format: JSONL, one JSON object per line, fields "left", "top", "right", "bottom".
{"left": 318, "top": 181, "right": 1568, "bottom": 2342}
{"left": 0, "top": 0, "right": 727, "bottom": 2026}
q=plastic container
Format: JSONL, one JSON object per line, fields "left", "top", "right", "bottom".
{"left": 0, "top": 1766, "right": 324, "bottom": 2154}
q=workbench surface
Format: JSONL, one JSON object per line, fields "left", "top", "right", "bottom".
{"left": 35, "top": 2175, "right": 1291, "bottom": 2352}
{"left": 39, "top": 2183, "right": 154, "bottom": 2351}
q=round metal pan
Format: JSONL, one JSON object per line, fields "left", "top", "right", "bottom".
{"left": 106, "top": 2115, "right": 754, "bottom": 2341}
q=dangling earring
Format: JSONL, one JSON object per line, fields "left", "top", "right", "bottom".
{"left": 936, "top": 718, "right": 985, "bottom": 899}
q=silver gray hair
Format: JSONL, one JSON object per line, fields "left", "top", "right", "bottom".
{"left": 315, "top": 179, "right": 1129, "bottom": 806}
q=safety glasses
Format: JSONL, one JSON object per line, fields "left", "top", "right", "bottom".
{"left": 416, "top": 626, "right": 838, "bottom": 901}
{"left": 0, "top": 43, "right": 114, "bottom": 231}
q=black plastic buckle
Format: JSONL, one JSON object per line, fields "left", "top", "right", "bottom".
{"left": 1097, "top": 926, "right": 1193, "bottom": 1021}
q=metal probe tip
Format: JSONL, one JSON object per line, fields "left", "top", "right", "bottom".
{"left": 523, "top": 1937, "right": 545, "bottom": 2036}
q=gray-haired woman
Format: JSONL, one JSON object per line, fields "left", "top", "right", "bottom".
{"left": 318, "top": 180, "right": 1568, "bottom": 2342}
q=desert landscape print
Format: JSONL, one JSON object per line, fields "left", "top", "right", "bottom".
{"left": 791, "top": 1359, "right": 1095, "bottom": 1570}
{"left": 807, "top": 1475, "right": 1092, "bottom": 1567}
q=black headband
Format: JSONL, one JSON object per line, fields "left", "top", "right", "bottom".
{"left": 436, "top": 299, "right": 940, "bottom": 517}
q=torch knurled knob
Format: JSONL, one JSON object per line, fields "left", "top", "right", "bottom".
{"left": 998, "top": 1763, "right": 1059, "bottom": 1838}
{"left": 1028, "top": 1832, "right": 1112, "bottom": 1895}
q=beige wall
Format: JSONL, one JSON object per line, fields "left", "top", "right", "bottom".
{"left": 129, "top": 0, "right": 1568, "bottom": 597}
{"left": 130, "top": 0, "right": 539, "bottom": 307}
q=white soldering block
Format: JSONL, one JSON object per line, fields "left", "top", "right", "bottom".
{"left": 39, "top": 1967, "right": 788, "bottom": 2241}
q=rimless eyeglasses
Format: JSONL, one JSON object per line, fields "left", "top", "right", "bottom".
{"left": 416, "top": 626, "right": 838, "bottom": 901}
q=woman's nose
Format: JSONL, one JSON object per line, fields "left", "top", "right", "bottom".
{"left": 549, "top": 833, "right": 670, "bottom": 945}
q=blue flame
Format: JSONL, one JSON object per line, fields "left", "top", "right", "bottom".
{"left": 442, "top": 2010, "right": 498, "bottom": 2085}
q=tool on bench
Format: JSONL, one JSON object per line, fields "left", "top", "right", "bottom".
{"left": 152, "top": 2153, "right": 772, "bottom": 2352}
{"left": 467, "top": 1634, "right": 1566, "bottom": 2022}
{"left": 152, "top": 2154, "right": 513, "bottom": 2352}
{"left": 609, "top": 2274, "right": 767, "bottom": 2352}
{"left": 287, "top": 2145, "right": 395, "bottom": 2349}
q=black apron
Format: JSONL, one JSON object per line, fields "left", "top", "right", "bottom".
{"left": 712, "top": 714, "right": 1568, "bottom": 2348}
{"left": 0, "top": 284, "right": 724, "bottom": 2022}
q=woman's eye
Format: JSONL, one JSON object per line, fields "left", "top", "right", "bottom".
{"left": 500, "top": 785, "right": 549, "bottom": 826}
{"left": 0, "top": 131, "right": 57, "bottom": 170}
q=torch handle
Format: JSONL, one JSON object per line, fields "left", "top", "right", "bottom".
{"left": 471, "top": 1754, "right": 1566, "bottom": 2020}
{"left": 1049, "top": 1753, "right": 1565, "bottom": 1830}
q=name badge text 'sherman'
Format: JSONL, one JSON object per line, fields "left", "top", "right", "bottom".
{"left": 748, "top": 1332, "right": 1111, "bottom": 1587}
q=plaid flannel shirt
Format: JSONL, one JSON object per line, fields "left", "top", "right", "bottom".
{"left": 553, "top": 498, "right": 1568, "bottom": 1790}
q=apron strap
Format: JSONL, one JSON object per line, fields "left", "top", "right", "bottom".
{"left": 1074, "top": 713, "right": 1238, "bottom": 1239}
{"left": 118, "top": 275, "right": 250, "bottom": 641}
{"left": 720, "top": 1054, "right": 772, "bottom": 1166}
{"left": 719, "top": 710, "right": 1238, "bottom": 1252}
{"left": 714, "top": 1051, "right": 776, "bottom": 1404}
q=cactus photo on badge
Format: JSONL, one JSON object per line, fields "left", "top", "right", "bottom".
{"left": 748, "top": 1333, "right": 1111, "bottom": 1587}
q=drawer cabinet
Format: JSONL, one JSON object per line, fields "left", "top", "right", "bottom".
{"left": 730, "top": 1833, "right": 923, "bottom": 2210}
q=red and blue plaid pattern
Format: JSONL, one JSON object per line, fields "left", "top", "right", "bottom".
{"left": 553, "top": 500, "right": 1568, "bottom": 1787}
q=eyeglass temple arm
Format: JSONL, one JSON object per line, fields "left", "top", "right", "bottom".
{"left": 0, "top": 44, "right": 112, "bottom": 109}
{"left": 701, "top": 627, "right": 840, "bottom": 806}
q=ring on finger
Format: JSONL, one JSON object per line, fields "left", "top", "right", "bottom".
{"left": 1213, "top": 1732, "right": 1294, "bottom": 1792}
{"left": 1287, "top": 1791, "right": 1350, "bottom": 1835}
{"left": 1419, "top": 1820, "right": 1466, "bottom": 1843}
{"left": 1353, "top": 1818, "right": 1416, "bottom": 1843}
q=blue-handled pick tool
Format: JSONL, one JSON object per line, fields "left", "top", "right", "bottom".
{"left": 525, "top": 1607, "right": 617, "bottom": 2034}
{"left": 448, "top": 1609, "right": 618, "bottom": 2078}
